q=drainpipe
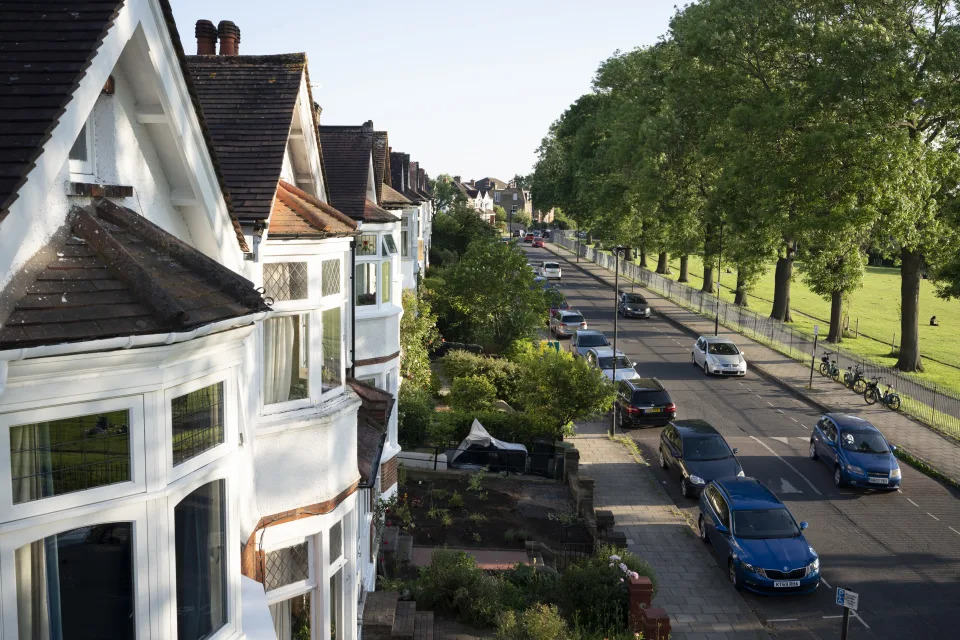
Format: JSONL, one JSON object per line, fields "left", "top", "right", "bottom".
{"left": 350, "top": 238, "right": 357, "bottom": 378}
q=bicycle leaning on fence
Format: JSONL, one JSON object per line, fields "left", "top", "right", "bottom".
{"left": 863, "top": 377, "right": 901, "bottom": 410}
{"left": 819, "top": 351, "right": 841, "bottom": 381}
{"left": 843, "top": 364, "right": 867, "bottom": 394}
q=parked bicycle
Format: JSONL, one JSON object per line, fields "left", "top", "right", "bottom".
{"left": 843, "top": 364, "right": 867, "bottom": 394}
{"left": 863, "top": 377, "right": 901, "bottom": 410}
{"left": 819, "top": 351, "right": 841, "bottom": 381}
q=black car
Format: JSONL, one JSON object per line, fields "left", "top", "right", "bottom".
{"left": 615, "top": 378, "right": 676, "bottom": 428}
{"left": 618, "top": 292, "right": 651, "bottom": 318}
{"left": 542, "top": 230, "right": 552, "bottom": 239}
{"left": 659, "top": 420, "right": 743, "bottom": 498}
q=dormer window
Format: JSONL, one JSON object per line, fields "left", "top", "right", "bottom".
{"left": 69, "top": 120, "right": 95, "bottom": 177}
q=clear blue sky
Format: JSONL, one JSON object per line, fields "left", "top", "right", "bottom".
{"left": 170, "top": 1, "right": 677, "bottom": 183}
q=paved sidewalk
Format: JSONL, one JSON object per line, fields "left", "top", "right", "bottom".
{"left": 549, "top": 241, "right": 960, "bottom": 486}
{"left": 571, "top": 420, "right": 769, "bottom": 640}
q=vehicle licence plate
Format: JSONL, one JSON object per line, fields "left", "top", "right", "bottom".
{"left": 868, "top": 477, "right": 889, "bottom": 485}
{"left": 646, "top": 408, "right": 662, "bottom": 413}
{"left": 774, "top": 580, "right": 801, "bottom": 588}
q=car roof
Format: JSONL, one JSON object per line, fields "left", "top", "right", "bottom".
{"left": 574, "top": 329, "right": 605, "bottom": 337}
{"left": 623, "top": 377, "right": 663, "bottom": 391}
{"left": 702, "top": 335, "right": 736, "bottom": 344}
{"left": 559, "top": 309, "right": 582, "bottom": 316}
{"left": 671, "top": 419, "right": 719, "bottom": 437}
{"left": 588, "top": 346, "right": 626, "bottom": 357}
{"left": 714, "top": 477, "right": 783, "bottom": 509}
{"left": 826, "top": 413, "right": 877, "bottom": 432}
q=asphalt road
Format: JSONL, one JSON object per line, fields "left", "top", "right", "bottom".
{"left": 525, "top": 244, "right": 960, "bottom": 640}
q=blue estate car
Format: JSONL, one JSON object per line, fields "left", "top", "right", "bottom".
{"left": 809, "top": 413, "right": 901, "bottom": 489}
{"left": 698, "top": 477, "right": 820, "bottom": 595}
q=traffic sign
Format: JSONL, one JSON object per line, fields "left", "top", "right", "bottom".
{"left": 836, "top": 587, "right": 859, "bottom": 611}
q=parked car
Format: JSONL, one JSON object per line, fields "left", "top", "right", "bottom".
{"left": 549, "top": 310, "right": 586, "bottom": 337}
{"left": 618, "top": 292, "right": 651, "bottom": 318}
{"left": 527, "top": 261, "right": 542, "bottom": 274}
{"left": 659, "top": 420, "right": 742, "bottom": 497}
{"left": 532, "top": 237, "right": 545, "bottom": 248}
{"left": 698, "top": 477, "right": 820, "bottom": 594}
{"left": 569, "top": 329, "right": 610, "bottom": 358}
{"left": 809, "top": 413, "right": 901, "bottom": 489}
{"left": 585, "top": 347, "right": 638, "bottom": 381}
{"left": 532, "top": 230, "right": 542, "bottom": 237}
{"left": 616, "top": 378, "right": 676, "bottom": 428}
{"left": 513, "top": 229, "right": 524, "bottom": 237}
{"left": 542, "top": 230, "right": 552, "bottom": 239}
{"left": 692, "top": 335, "right": 747, "bottom": 376}
{"left": 524, "top": 233, "right": 535, "bottom": 243}
{"left": 541, "top": 261, "right": 561, "bottom": 279}
{"left": 532, "top": 276, "right": 551, "bottom": 291}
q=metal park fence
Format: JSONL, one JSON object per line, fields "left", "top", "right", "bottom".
{"left": 553, "top": 232, "right": 960, "bottom": 439}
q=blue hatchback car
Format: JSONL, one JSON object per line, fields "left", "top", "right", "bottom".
{"left": 809, "top": 414, "right": 901, "bottom": 489}
{"left": 698, "top": 477, "right": 820, "bottom": 594}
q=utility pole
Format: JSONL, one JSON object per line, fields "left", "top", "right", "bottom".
{"left": 611, "top": 246, "right": 625, "bottom": 436}
{"left": 715, "top": 224, "right": 723, "bottom": 336}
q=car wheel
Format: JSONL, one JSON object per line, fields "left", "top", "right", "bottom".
{"left": 834, "top": 466, "right": 845, "bottom": 488}
{"left": 659, "top": 448, "right": 668, "bottom": 470}
{"left": 728, "top": 560, "right": 741, "bottom": 590}
{"left": 691, "top": 352, "right": 697, "bottom": 366}
{"left": 809, "top": 441, "right": 818, "bottom": 460}
{"left": 703, "top": 362, "right": 710, "bottom": 376}
{"left": 681, "top": 477, "right": 692, "bottom": 498}
{"left": 698, "top": 515, "right": 708, "bottom": 543}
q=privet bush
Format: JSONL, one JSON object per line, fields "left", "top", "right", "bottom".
{"left": 440, "top": 350, "right": 519, "bottom": 401}
{"left": 449, "top": 375, "right": 498, "bottom": 413}
{"left": 398, "top": 386, "right": 435, "bottom": 445}
{"left": 496, "top": 604, "right": 574, "bottom": 640}
{"left": 412, "top": 549, "right": 520, "bottom": 627}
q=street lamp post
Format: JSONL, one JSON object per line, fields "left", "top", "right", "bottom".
{"left": 714, "top": 224, "right": 724, "bottom": 336}
{"left": 611, "top": 245, "right": 626, "bottom": 436}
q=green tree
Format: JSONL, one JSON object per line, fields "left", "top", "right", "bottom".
{"left": 400, "top": 289, "right": 440, "bottom": 390}
{"left": 430, "top": 200, "right": 498, "bottom": 264}
{"left": 432, "top": 174, "right": 467, "bottom": 213}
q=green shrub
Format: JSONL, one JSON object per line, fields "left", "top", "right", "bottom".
{"left": 496, "top": 604, "right": 574, "bottom": 640}
{"left": 412, "top": 549, "right": 521, "bottom": 627}
{"left": 503, "top": 529, "right": 533, "bottom": 543}
{"left": 502, "top": 563, "right": 560, "bottom": 609}
{"left": 441, "top": 350, "right": 519, "bottom": 400}
{"left": 449, "top": 375, "right": 498, "bottom": 413}
{"left": 398, "top": 386, "right": 435, "bottom": 445}
{"left": 448, "top": 491, "right": 465, "bottom": 508}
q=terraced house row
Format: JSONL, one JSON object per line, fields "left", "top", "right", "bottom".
{"left": 0, "top": 1, "right": 433, "bottom": 638}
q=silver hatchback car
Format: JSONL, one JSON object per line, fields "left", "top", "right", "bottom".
{"left": 550, "top": 310, "right": 586, "bottom": 338}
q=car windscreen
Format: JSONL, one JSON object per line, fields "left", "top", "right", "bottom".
{"left": 840, "top": 430, "right": 890, "bottom": 454}
{"left": 624, "top": 294, "right": 646, "bottom": 304}
{"left": 732, "top": 508, "right": 800, "bottom": 539}
{"left": 544, "top": 263, "right": 560, "bottom": 269}
{"left": 683, "top": 436, "right": 732, "bottom": 461}
{"left": 708, "top": 342, "right": 740, "bottom": 355}
{"left": 599, "top": 356, "right": 632, "bottom": 370}
{"left": 577, "top": 334, "right": 608, "bottom": 347}
{"left": 630, "top": 389, "right": 671, "bottom": 405}
{"left": 561, "top": 314, "right": 584, "bottom": 324}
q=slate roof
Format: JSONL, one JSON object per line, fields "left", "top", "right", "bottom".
{"left": 318, "top": 124, "right": 386, "bottom": 221}
{"left": 364, "top": 199, "right": 400, "bottom": 224}
{"left": 0, "top": 198, "right": 269, "bottom": 350}
{"left": 380, "top": 182, "right": 413, "bottom": 208}
{"left": 372, "top": 131, "right": 389, "bottom": 205}
{"left": 0, "top": 1, "right": 123, "bottom": 221}
{"left": 348, "top": 377, "right": 392, "bottom": 486}
{"left": 269, "top": 180, "right": 357, "bottom": 238}
{"left": 186, "top": 53, "right": 306, "bottom": 222}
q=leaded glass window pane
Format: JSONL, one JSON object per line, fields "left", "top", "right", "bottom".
{"left": 329, "top": 520, "right": 342, "bottom": 562}
{"left": 172, "top": 382, "right": 224, "bottom": 466}
{"left": 263, "top": 262, "right": 308, "bottom": 302}
{"left": 322, "top": 307, "right": 342, "bottom": 392}
{"left": 10, "top": 410, "right": 131, "bottom": 504}
{"left": 357, "top": 234, "right": 378, "bottom": 256}
{"left": 263, "top": 542, "right": 310, "bottom": 592}
{"left": 322, "top": 259, "right": 341, "bottom": 297}
{"left": 382, "top": 235, "right": 397, "bottom": 255}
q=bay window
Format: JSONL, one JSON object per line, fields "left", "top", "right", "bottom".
{"left": 400, "top": 217, "right": 410, "bottom": 258}
{"left": 175, "top": 480, "right": 227, "bottom": 640}
{"left": 354, "top": 230, "right": 398, "bottom": 308}
{"left": 172, "top": 383, "right": 224, "bottom": 466}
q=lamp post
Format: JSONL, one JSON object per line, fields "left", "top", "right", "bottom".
{"left": 714, "top": 224, "right": 723, "bottom": 336}
{"left": 611, "top": 245, "right": 626, "bottom": 436}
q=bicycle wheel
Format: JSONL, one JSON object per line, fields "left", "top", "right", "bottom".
{"left": 889, "top": 395, "right": 901, "bottom": 411}
{"left": 865, "top": 388, "right": 878, "bottom": 405}
{"left": 832, "top": 367, "right": 842, "bottom": 382}
{"left": 819, "top": 362, "right": 829, "bottom": 376}
{"left": 852, "top": 379, "right": 866, "bottom": 394}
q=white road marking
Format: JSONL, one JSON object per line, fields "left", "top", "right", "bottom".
{"left": 907, "top": 498, "right": 920, "bottom": 507}
{"left": 771, "top": 437, "right": 790, "bottom": 446}
{"left": 822, "top": 615, "right": 842, "bottom": 620}
{"left": 750, "top": 436, "right": 823, "bottom": 495}
{"left": 768, "top": 618, "right": 797, "bottom": 623}
{"left": 776, "top": 409, "right": 784, "bottom": 414}
{"left": 789, "top": 416, "right": 799, "bottom": 423}
{"left": 800, "top": 424, "right": 808, "bottom": 429}
{"left": 927, "top": 513, "right": 940, "bottom": 521}
{"left": 779, "top": 478, "right": 802, "bottom": 494}
{"left": 852, "top": 610, "right": 871, "bottom": 629}
{"left": 820, "top": 576, "right": 833, "bottom": 589}
{"left": 949, "top": 527, "right": 960, "bottom": 537}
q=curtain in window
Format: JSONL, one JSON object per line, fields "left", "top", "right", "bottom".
{"left": 10, "top": 422, "right": 53, "bottom": 503}
{"left": 263, "top": 317, "right": 295, "bottom": 404}
{"left": 322, "top": 307, "right": 342, "bottom": 392}
{"left": 175, "top": 481, "right": 227, "bottom": 640}
{"left": 15, "top": 541, "right": 51, "bottom": 640}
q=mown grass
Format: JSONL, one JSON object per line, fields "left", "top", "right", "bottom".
{"left": 642, "top": 253, "right": 960, "bottom": 394}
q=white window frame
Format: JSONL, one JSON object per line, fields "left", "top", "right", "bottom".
{"left": 166, "top": 469, "right": 241, "bottom": 640}
{"left": 354, "top": 231, "right": 398, "bottom": 310}
{"left": 0, "top": 395, "right": 146, "bottom": 520}
{"left": 165, "top": 372, "right": 237, "bottom": 483}
{"left": 0, "top": 501, "right": 151, "bottom": 640}
{"left": 263, "top": 536, "right": 317, "bottom": 606}
{"left": 68, "top": 119, "right": 95, "bottom": 177}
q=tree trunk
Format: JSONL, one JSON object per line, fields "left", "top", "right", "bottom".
{"left": 827, "top": 290, "right": 844, "bottom": 343}
{"left": 734, "top": 271, "right": 748, "bottom": 307}
{"left": 770, "top": 240, "right": 795, "bottom": 322}
{"left": 656, "top": 252, "right": 669, "bottom": 274}
{"left": 702, "top": 263, "right": 715, "bottom": 294}
{"left": 639, "top": 249, "right": 648, "bottom": 269}
{"left": 896, "top": 248, "right": 924, "bottom": 371}
{"left": 678, "top": 255, "right": 689, "bottom": 282}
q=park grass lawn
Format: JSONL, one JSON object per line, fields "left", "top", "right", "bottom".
{"left": 643, "top": 253, "right": 960, "bottom": 393}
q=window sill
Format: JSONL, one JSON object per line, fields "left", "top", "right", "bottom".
{"left": 256, "top": 392, "right": 361, "bottom": 437}
{"left": 355, "top": 303, "right": 402, "bottom": 320}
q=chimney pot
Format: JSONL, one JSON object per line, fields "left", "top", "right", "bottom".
{"left": 217, "top": 20, "right": 241, "bottom": 56}
{"left": 195, "top": 20, "right": 217, "bottom": 55}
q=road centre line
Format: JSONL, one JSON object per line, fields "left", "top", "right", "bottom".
{"left": 907, "top": 498, "right": 920, "bottom": 507}
{"left": 949, "top": 527, "right": 960, "bottom": 537}
{"left": 766, "top": 401, "right": 775, "bottom": 406}
{"left": 768, "top": 618, "right": 797, "bottom": 623}
{"left": 928, "top": 513, "right": 940, "bottom": 521}
{"left": 749, "top": 436, "right": 823, "bottom": 495}
{"left": 822, "top": 615, "right": 842, "bottom": 619}
{"left": 789, "top": 416, "right": 798, "bottom": 422}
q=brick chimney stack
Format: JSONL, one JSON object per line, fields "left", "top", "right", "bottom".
{"left": 453, "top": 175, "right": 461, "bottom": 184}
{"left": 195, "top": 20, "right": 217, "bottom": 55}
{"left": 217, "top": 20, "right": 240, "bottom": 56}
{"left": 361, "top": 120, "right": 374, "bottom": 132}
